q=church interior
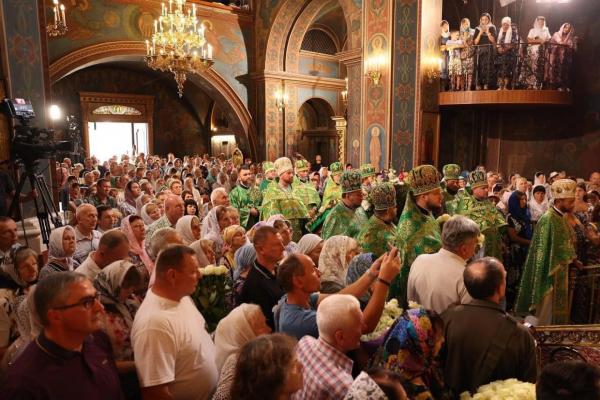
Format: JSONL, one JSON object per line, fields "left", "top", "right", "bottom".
{"left": 0, "top": 0, "right": 600, "bottom": 399}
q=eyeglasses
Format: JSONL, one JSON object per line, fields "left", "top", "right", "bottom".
{"left": 52, "top": 292, "right": 100, "bottom": 311}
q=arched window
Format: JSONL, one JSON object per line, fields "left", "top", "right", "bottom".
{"left": 301, "top": 29, "right": 338, "bottom": 55}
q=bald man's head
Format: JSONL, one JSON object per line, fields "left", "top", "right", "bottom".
{"left": 463, "top": 257, "right": 506, "bottom": 301}
{"left": 164, "top": 194, "right": 184, "bottom": 225}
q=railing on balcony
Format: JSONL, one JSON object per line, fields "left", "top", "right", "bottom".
{"left": 441, "top": 42, "right": 576, "bottom": 92}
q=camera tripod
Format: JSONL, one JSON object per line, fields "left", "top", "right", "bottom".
{"left": 7, "top": 161, "right": 63, "bottom": 246}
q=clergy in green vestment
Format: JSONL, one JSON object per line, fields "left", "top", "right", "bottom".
{"left": 321, "top": 170, "right": 366, "bottom": 239}
{"left": 261, "top": 157, "right": 309, "bottom": 242}
{"left": 515, "top": 179, "right": 578, "bottom": 325}
{"left": 359, "top": 163, "right": 376, "bottom": 218}
{"left": 356, "top": 182, "right": 398, "bottom": 257}
{"left": 228, "top": 164, "right": 263, "bottom": 230}
{"left": 292, "top": 159, "right": 321, "bottom": 219}
{"left": 454, "top": 170, "right": 506, "bottom": 260}
{"left": 392, "top": 165, "right": 444, "bottom": 302}
{"left": 259, "top": 161, "right": 277, "bottom": 192}
{"left": 319, "top": 162, "right": 343, "bottom": 212}
{"left": 441, "top": 164, "right": 461, "bottom": 215}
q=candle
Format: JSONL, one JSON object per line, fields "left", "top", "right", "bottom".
{"left": 192, "top": 3, "right": 196, "bottom": 16}
{"left": 169, "top": 0, "right": 172, "bottom": 13}
{"left": 53, "top": 7, "right": 58, "bottom": 24}
{"left": 146, "top": 40, "right": 149, "bottom": 55}
{"left": 152, "top": 38, "right": 156, "bottom": 55}
{"left": 154, "top": 20, "right": 158, "bottom": 34}
{"left": 60, "top": 4, "right": 65, "bottom": 24}
{"left": 207, "top": 44, "right": 212, "bottom": 59}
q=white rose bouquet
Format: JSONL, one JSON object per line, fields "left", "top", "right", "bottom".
{"left": 191, "top": 265, "right": 231, "bottom": 332}
{"left": 459, "top": 379, "right": 536, "bottom": 400}
{"left": 361, "top": 299, "right": 403, "bottom": 342}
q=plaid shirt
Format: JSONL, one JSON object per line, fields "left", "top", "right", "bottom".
{"left": 293, "top": 336, "right": 353, "bottom": 400}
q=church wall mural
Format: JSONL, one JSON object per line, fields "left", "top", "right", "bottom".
{"left": 46, "top": 0, "right": 251, "bottom": 107}
{"left": 298, "top": 55, "right": 340, "bottom": 79}
{"left": 362, "top": 0, "right": 392, "bottom": 171}
{"left": 51, "top": 66, "right": 210, "bottom": 157}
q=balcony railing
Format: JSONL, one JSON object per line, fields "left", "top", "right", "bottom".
{"left": 441, "top": 42, "right": 576, "bottom": 92}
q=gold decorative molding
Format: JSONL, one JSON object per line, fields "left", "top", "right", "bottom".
{"left": 332, "top": 116, "right": 347, "bottom": 165}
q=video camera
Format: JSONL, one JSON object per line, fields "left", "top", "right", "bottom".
{"left": 3, "top": 98, "right": 74, "bottom": 168}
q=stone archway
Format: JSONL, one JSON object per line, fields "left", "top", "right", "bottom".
{"left": 297, "top": 97, "right": 338, "bottom": 165}
{"left": 49, "top": 41, "right": 258, "bottom": 160}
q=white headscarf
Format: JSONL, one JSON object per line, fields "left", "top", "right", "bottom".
{"left": 175, "top": 215, "right": 200, "bottom": 245}
{"left": 297, "top": 234, "right": 323, "bottom": 255}
{"left": 318, "top": 235, "right": 357, "bottom": 288}
{"left": 344, "top": 371, "right": 389, "bottom": 400}
{"left": 529, "top": 17, "right": 550, "bottom": 41}
{"left": 213, "top": 303, "right": 260, "bottom": 372}
{"left": 201, "top": 205, "right": 224, "bottom": 238}
{"left": 501, "top": 17, "right": 513, "bottom": 44}
{"left": 529, "top": 185, "right": 549, "bottom": 222}
{"left": 48, "top": 226, "right": 76, "bottom": 271}
{"left": 93, "top": 260, "right": 136, "bottom": 329}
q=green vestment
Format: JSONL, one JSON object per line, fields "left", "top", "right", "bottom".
{"left": 515, "top": 207, "right": 576, "bottom": 324}
{"left": 356, "top": 215, "right": 397, "bottom": 257}
{"left": 321, "top": 201, "right": 367, "bottom": 240}
{"left": 455, "top": 193, "right": 506, "bottom": 259}
{"left": 392, "top": 195, "right": 442, "bottom": 302}
{"left": 229, "top": 184, "right": 263, "bottom": 230}
{"left": 320, "top": 176, "right": 342, "bottom": 212}
{"left": 260, "top": 178, "right": 275, "bottom": 192}
{"left": 261, "top": 183, "right": 309, "bottom": 242}
{"left": 292, "top": 177, "right": 321, "bottom": 211}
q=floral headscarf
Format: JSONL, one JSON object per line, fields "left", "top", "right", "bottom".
{"left": 176, "top": 215, "right": 200, "bottom": 245}
{"left": 318, "top": 235, "right": 357, "bottom": 289}
{"left": 214, "top": 303, "right": 260, "bottom": 371}
{"left": 297, "top": 234, "right": 323, "bottom": 255}
{"left": 346, "top": 253, "right": 375, "bottom": 303}
{"left": 120, "top": 215, "right": 153, "bottom": 273}
{"left": 233, "top": 244, "right": 256, "bottom": 281}
{"left": 93, "top": 260, "right": 137, "bottom": 329}
{"left": 371, "top": 307, "right": 447, "bottom": 399}
{"left": 48, "top": 226, "right": 76, "bottom": 271}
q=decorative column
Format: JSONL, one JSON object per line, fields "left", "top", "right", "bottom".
{"left": 338, "top": 49, "right": 362, "bottom": 167}
{"left": 362, "top": 0, "right": 393, "bottom": 171}
{"left": 390, "top": 0, "right": 442, "bottom": 170}
{"left": 331, "top": 116, "right": 347, "bottom": 165}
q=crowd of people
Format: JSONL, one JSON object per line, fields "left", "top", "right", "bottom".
{"left": 440, "top": 14, "right": 577, "bottom": 91}
{"left": 0, "top": 150, "right": 599, "bottom": 399}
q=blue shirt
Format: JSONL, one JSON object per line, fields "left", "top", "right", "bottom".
{"left": 276, "top": 293, "right": 319, "bottom": 340}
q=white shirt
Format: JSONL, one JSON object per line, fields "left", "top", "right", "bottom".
{"left": 131, "top": 290, "right": 218, "bottom": 400}
{"left": 75, "top": 252, "right": 102, "bottom": 280}
{"left": 407, "top": 248, "right": 472, "bottom": 314}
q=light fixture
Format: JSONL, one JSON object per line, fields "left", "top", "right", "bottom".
{"left": 341, "top": 77, "right": 348, "bottom": 104}
{"left": 144, "top": 0, "right": 214, "bottom": 97}
{"left": 366, "top": 54, "right": 384, "bottom": 86}
{"left": 424, "top": 55, "right": 443, "bottom": 84}
{"left": 274, "top": 86, "right": 288, "bottom": 111}
{"left": 47, "top": 0, "right": 67, "bottom": 37}
{"left": 49, "top": 104, "right": 62, "bottom": 121}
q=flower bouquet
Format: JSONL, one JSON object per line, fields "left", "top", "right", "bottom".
{"left": 459, "top": 379, "right": 536, "bottom": 400}
{"left": 361, "top": 299, "right": 403, "bottom": 342}
{"left": 191, "top": 265, "right": 231, "bottom": 332}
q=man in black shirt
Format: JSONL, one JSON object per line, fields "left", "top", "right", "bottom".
{"left": 239, "top": 226, "right": 285, "bottom": 329}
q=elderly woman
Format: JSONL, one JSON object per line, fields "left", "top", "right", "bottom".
{"left": 231, "top": 334, "right": 303, "bottom": 400}
{"left": 202, "top": 205, "right": 233, "bottom": 259}
{"left": 318, "top": 235, "right": 360, "bottom": 293}
{"left": 93, "top": 260, "right": 142, "bottom": 380}
{"left": 474, "top": 13, "right": 497, "bottom": 90}
{"left": 220, "top": 225, "right": 248, "bottom": 271}
{"left": 175, "top": 215, "right": 201, "bottom": 246}
{"left": 141, "top": 202, "right": 161, "bottom": 225}
{"left": 232, "top": 244, "right": 257, "bottom": 307}
{"left": 212, "top": 304, "right": 272, "bottom": 400}
{"left": 495, "top": 17, "right": 520, "bottom": 90}
{"left": 38, "top": 226, "right": 77, "bottom": 281}
{"left": 0, "top": 247, "right": 39, "bottom": 362}
{"left": 371, "top": 307, "right": 448, "bottom": 399}
{"left": 121, "top": 215, "right": 153, "bottom": 291}
{"left": 297, "top": 234, "right": 324, "bottom": 267}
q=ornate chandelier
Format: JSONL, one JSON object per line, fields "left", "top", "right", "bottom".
{"left": 47, "top": 0, "right": 67, "bottom": 37}
{"left": 144, "top": 0, "right": 214, "bottom": 97}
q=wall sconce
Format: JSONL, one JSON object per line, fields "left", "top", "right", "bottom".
{"left": 47, "top": 0, "right": 68, "bottom": 37}
{"left": 341, "top": 77, "right": 348, "bottom": 104}
{"left": 424, "top": 55, "right": 443, "bottom": 84}
{"left": 274, "top": 87, "right": 288, "bottom": 111}
{"left": 366, "top": 54, "right": 384, "bottom": 85}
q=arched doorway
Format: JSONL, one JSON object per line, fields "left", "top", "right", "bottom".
{"left": 297, "top": 98, "right": 337, "bottom": 165}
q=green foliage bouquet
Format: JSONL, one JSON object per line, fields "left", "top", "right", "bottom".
{"left": 191, "top": 265, "right": 231, "bottom": 332}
